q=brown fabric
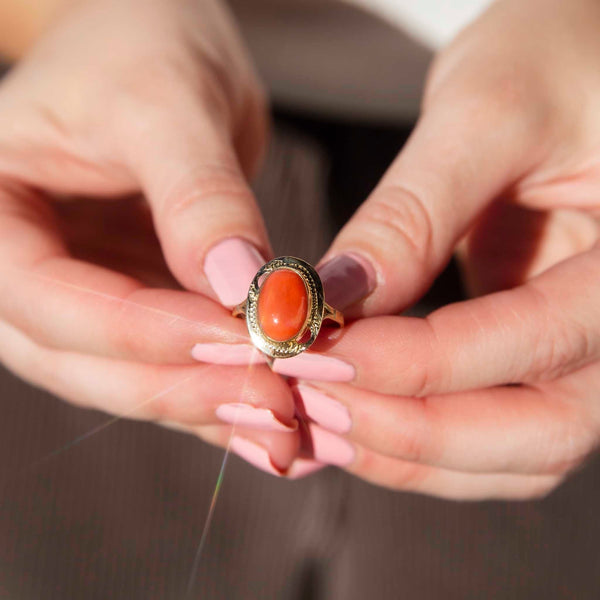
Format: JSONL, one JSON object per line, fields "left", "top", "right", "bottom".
{"left": 1, "top": 116, "right": 600, "bottom": 600}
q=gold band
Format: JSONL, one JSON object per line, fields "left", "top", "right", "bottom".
{"left": 322, "top": 302, "right": 344, "bottom": 328}
{"left": 231, "top": 300, "right": 247, "bottom": 320}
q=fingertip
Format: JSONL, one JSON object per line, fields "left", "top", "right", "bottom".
{"left": 243, "top": 429, "right": 301, "bottom": 472}
{"left": 317, "top": 252, "right": 378, "bottom": 313}
{"left": 287, "top": 458, "right": 326, "bottom": 479}
{"left": 204, "top": 237, "right": 265, "bottom": 307}
{"left": 230, "top": 436, "right": 286, "bottom": 476}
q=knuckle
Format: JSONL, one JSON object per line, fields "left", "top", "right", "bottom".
{"left": 424, "top": 49, "right": 546, "bottom": 153}
{"left": 362, "top": 185, "right": 435, "bottom": 269}
{"left": 387, "top": 427, "right": 426, "bottom": 463}
{"left": 147, "top": 390, "right": 176, "bottom": 422}
{"left": 389, "top": 461, "right": 427, "bottom": 490}
{"left": 351, "top": 448, "right": 380, "bottom": 482}
{"left": 385, "top": 397, "right": 437, "bottom": 463}
{"left": 194, "top": 49, "right": 248, "bottom": 120}
{"left": 115, "top": 58, "right": 235, "bottom": 139}
{"left": 143, "top": 373, "right": 184, "bottom": 422}
{"left": 115, "top": 56, "right": 188, "bottom": 115}
{"left": 408, "top": 316, "right": 452, "bottom": 396}
{"left": 162, "top": 164, "right": 251, "bottom": 219}
{"left": 408, "top": 363, "right": 435, "bottom": 399}
{"left": 109, "top": 321, "right": 145, "bottom": 361}
{"left": 559, "top": 417, "right": 597, "bottom": 469}
{"left": 478, "top": 70, "right": 531, "bottom": 116}
{"left": 426, "top": 40, "right": 535, "bottom": 117}
{"left": 537, "top": 404, "right": 597, "bottom": 475}
{"left": 525, "top": 285, "right": 596, "bottom": 381}
{"left": 107, "top": 288, "right": 160, "bottom": 361}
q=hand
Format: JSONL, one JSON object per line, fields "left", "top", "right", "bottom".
{"left": 270, "top": 0, "right": 600, "bottom": 497}
{"left": 0, "top": 0, "right": 307, "bottom": 475}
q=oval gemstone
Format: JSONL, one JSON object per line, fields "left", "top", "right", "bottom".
{"left": 257, "top": 269, "right": 308, "bottom": 342}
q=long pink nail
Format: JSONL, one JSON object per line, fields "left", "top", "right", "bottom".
{"left": 287, "top": 458, "right": 326, "bottom": 479}
{"left": 294, "top": 385, "right": 351, "bottom": 433}
{"left": 216, "top": 403, "right": 297, "bottom": 432}
{"left": 273, "top": 353, "right": 355, "bottom": 382}
{"left": 309, "top": 425, "right": 355, "bottom": 466}
{"left": 204, "top": 238, "right": 264, "bottom": 307}
{"left": 192, "top": 343, "right": 267, "bottom": 365}
{"left": 318, "top": 253, "right": 377, "bottom": 310}
{"left": 230, "top": 436, "right": 284, "bottom": 476}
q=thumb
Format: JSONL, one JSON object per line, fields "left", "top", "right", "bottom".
{"left": 317, "top": 86, "right": 539, "bottom": 316}
{"left": 127, "top": 106, "right": 270, "bottom": 308}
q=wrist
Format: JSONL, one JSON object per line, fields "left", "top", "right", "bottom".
{"left": 0, "top": 0, "right": 79, "bottom": 60}
{"left": 0, "top": 0, "right": 223, "bottom": 61}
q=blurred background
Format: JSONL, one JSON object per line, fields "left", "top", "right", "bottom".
{"left": 1, "top": 1, "right": 600, "bottom": 599}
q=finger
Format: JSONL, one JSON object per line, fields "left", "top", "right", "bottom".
{"left": 293, "top": 373, "right": 599, "bottom": 475}
{"left": 458, "top": 202, "right": 599, "bottom": 295}
{"left": 124, "top": 94, "right": 271, "bottom": 308}
{"left": 193, "top": 424, "right": 322, "bottom": 478}
{"left": 277, "top": 244, "right": 600, "bottom": 394}
{"left": 0, "top": 319, "right": 299, "bottom": 471}
{"left": 0, "top": 184, "right": 255, "bottom": 363}
{"left": 232, "top": 82, "right": 269, "bottom": 181}
{"left": 316, "top": 66, "right": 543, "bottom": 316}
{"left": 348, "top": 445, "right": 562, "bottom": 501}
{"left": 0, "top": 319, "right": 297, "bottom": 433}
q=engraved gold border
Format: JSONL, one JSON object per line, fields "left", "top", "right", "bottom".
{"left": 246, "top": 256, "right": 324, "bottom": 359}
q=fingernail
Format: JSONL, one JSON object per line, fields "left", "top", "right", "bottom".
{"left": 216, "top": 403, "right": 297, "bottom": 432}
{"left": 192, "top": 343, "right": 267, "bottom": 365}
{"left": 230, "top": 436, "right": 284, "bottom": 476}
{"left": 287, "top": 458, "right": 326, "bottom": 479}
{"left": 309, "top": 424, "right": 355, "bottom": 466}
{"left": 273, "top": 353, "right": 355, "bottom": 382}
{"left": 204, "top": 238, "right": 264, "bottom": 307}
{"left": 294, "top": 385, "right": 352, "bottom": 434}
{"left": 318, "top": 253, "right": 377, "bottom": 310}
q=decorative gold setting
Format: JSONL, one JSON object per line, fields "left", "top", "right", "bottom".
{"left": 232, "top": 256, "right": 344, "bottom": 359}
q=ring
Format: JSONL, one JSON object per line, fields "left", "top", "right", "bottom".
{"left": 232, "top": 256, "right": 344, "bottom": 359}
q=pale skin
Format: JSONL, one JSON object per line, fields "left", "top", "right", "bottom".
{"left": 303, "top": 0, "right": 600, "bottom": 498}
{"left": 0, "top": 0, "right": 302, "bottom": 473}
{"left": 2, "top": 0, "right": 600, "bottom": 499}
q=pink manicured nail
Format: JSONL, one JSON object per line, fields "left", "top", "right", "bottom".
{"left": 273, "top": 353, "right": 355, "bottom": 382}
{"left": 287, "top": 458, "right": 326, "bottom": 479}
{"left": 318, "top": 253, "right": 377, "bottom": 310}
{"left": 230, "top": 436, "right": 283, "bottom": 476}
{"left": 204, "top": 238, "right": 264, "bottom": 307}
{"left": 192, "top": 343, "right": 267, "bottom": 365}
{"left": 309, "top": 424, "right": 355, "bottom": 466}
{"left": 216, "top": 403, "right": 297, "bottom": 432}
{"left": 294, "top": 385, "right": 351, "bottom": 434}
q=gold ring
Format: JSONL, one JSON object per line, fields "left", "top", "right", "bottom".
{"left": 232, "top": 256, "right": 344, "bottom": 359}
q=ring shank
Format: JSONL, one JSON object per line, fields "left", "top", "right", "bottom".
{"left": 323, "top": 302, "right": 344, "bottom": 327}
{"left": 232, "top": 300, "right": 247, "bottom": 319}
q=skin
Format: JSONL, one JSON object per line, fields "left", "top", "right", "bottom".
{"left": 0, "top": 0, "right": 301, "bottom": 470}
{"left": 309, "top": 0, "right": 600, "bottom": 498}
{"left": 2, "top": 0, "right": 600, "bottom": 499}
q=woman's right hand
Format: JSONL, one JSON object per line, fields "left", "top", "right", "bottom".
{"left": 0, "top": 0, "right": 309, "bottom": 476}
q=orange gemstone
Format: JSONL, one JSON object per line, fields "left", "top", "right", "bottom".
{"left": 258, "top": 269, "right": 308, "bottom": 342}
